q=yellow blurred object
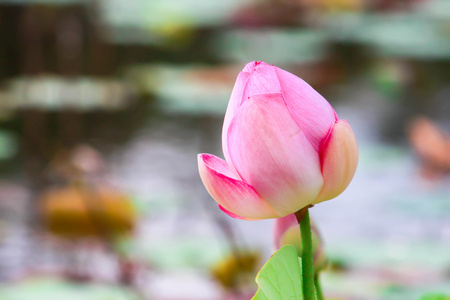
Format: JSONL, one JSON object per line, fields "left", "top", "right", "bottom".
{"left": 42, "top": 185, "right": 135, "bottom": 238}
{"left": 154, "top": 22, "right": 194, "bottom": 45}
{"left": 321, "top": 0, "right": 363, "bottom": 12}
{"left": 211, "top": 251, "right": 260, "bottom": 291}
{"left": 408, "top": 117, "right": 450, "bottom": 177}
{"left": 145, "top": 3, "right": 194, "bottom": 47}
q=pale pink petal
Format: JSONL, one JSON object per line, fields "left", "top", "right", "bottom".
{"left": 242, "top": 62, "right": 281, "bottom": 99}
{"left": 274, "top": 214, "right": 297, "bottom": 249}
{"left": 222, "top": 71, "right": 250, "bottom": 172}
{"left": 223, "top": 62, "right": 281, "bottom": 174}
{"left": 314, "top": 120, "right": 358, "bottom": 204}
{"left": 198, "top": 154, "right": 279, "bottom": 219}
{"left": 274, "top": 66, "right": 338, "bottom": 151}
{"left": 242, "top": 61, "right": 271, "bottom": 73}
{"left": 242, "top": 61, "right": 259, "bottom": 73}
{"left": 227, "top": 93, "right": 323, "bottom": 217}
{"left": 219, "top": 205, "right": 257, "bottom": 221}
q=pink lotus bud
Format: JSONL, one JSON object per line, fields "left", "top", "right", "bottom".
{"left": 198, "top": 61, "right": 358, "bottom": 219}
{"left": 274, "top": 214, "right": 328, "bottom": 274}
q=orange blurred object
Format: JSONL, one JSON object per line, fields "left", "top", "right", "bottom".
{"left": 408, "top": 117, "right": 450, "bottom": 178}
{"left": 41, "top": 185, "right": 135, "bottom": 238}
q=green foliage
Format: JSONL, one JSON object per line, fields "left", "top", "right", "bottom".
{"left": 419, "top": 293, "right": 450, "bottom": 300}
{"left": 252, "top": 245, "right": 304, "bottom": 300}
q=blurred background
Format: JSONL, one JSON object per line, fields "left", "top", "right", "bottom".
{"left": 0, "top": 0, "right": 449, "bottom": 299}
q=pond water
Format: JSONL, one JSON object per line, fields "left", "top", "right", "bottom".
{"left": 0, "top": 78, "right": 448, "bottom": 299}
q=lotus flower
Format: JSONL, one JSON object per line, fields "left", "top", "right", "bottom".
{"left": 274, "top": 214, "right": 328, "bottom": 273}
{"left": 198, "top": 61, "right": 358, "bottom": 220}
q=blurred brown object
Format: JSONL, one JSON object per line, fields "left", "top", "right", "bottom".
{"left": 232, "top": 0, "right": 365, "bottom": 27}
{"left": 371, "top": 0, "right": 423, "bottom": 11}
{"left": 408, "top": 117, "right": 450, "bottom": 178}
{"left": 211, "top": 251, "right": 260, "bottom": 295}
{"left": 232, "top": 1, "right": 305, "bottom": 27}
{"left": 41, "top": 185, "right": 135, "bottom": 238}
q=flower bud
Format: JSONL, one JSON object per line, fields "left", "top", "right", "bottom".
{"left": 198, "top": 61, "right": 358, "bottom": 219}
{"left": 274, "top": 214, "right": 328, "bottom": 273}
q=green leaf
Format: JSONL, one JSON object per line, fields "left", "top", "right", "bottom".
{"left": 252, "top": 245, "right": 304, "bottom": 300}
{"left": 419, "top": 293, "right": 450, "bottom": 300}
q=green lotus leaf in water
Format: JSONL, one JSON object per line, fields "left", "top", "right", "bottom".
{"left": 252, "top": 245, "right": 308, "bottom": 300}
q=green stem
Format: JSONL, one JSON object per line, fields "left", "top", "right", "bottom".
{"left": 295, "top": 207, "right": 316, "bottom": 300}
{"left": 314, "top": 275, "right": 324, "bottom": 300}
